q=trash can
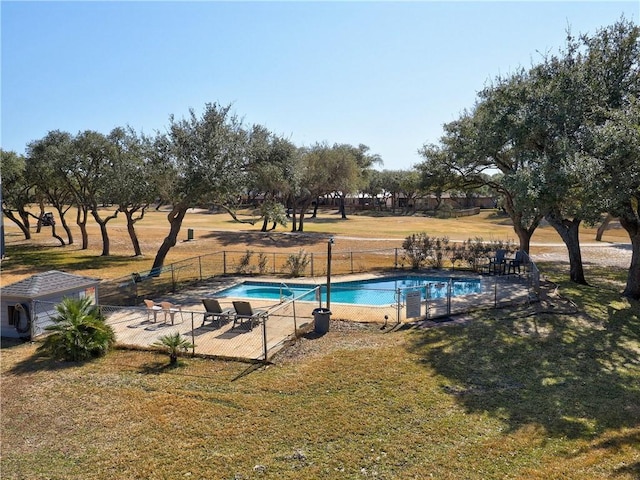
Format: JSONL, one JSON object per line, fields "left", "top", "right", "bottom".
{"left": 187, "top": 228, "right": 194, "bottom": 241}
{"left": 312, "top": 307, "right": 331, "bottom": 334}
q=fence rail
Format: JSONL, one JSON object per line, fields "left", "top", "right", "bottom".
{"left": 32, "top": 288, "right": 321, "bottom": 363}
{"left": 99, "top": 247, "right": 539, "bottom": 307}
{"left": 30, "top": 252, "right": 539, "bottom": 362}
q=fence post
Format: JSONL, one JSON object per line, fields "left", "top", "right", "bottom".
{"left": 447, "top": 278, "right": 452, "bottom": 316}
{"left": 425, "top": 284, "right": 429, "bottom": 320}
{"left": 198, "top": 256, "right": 203, "bottom": 281}
{"left": 394, "top": 248, "right": 398, "bottom": 269}
{"left": 273, "top": 253, "right": 276, "bottom": 275}
{"left": 171, "top": 264, "right": 176, "bottom": 292}
{"left": 494, "top": 278, "right": 498, "bottom": 307}
{"left": 292, "top": 298, "right": 298, "bottom": 335}
{"left": 191, "top": 312, "right": 196, "bottom": 357}
{"left": 396, "top": 288, "right": 401, "bottom": 324}
{"left": 262, "top": 316, "right": 268, "bottom": 363}
{"left": 310, "top": 253, "right": 314, "bottom": 277}
{"left": 223, "top": 251, "right": 227, "bottom": 275}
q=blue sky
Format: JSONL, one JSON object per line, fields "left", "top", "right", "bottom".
{"left": 2, "top": 1, "right": 638, "bottom": 170}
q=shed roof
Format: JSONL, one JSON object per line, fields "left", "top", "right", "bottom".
{"left": 1, "top": 270, "right": 100, "bottom": 299}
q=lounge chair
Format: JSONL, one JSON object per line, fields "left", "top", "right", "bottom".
{"left": 144, "top": 299, "right": 162, "bottom": 323}
{"left": 232, "top": 301, "right": 268, "bottom": 331}
{"left": 201, "top": 298, "right": 234, "bottom": 327}
{"left": 159, "top": 301, "right": 182, "bottom": 325}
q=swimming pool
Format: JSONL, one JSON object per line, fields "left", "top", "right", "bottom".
{"left": 215, "top": 275, "right": 482, "bottom": 306}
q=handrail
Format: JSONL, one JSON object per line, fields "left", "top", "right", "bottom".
{"left": 279, "top": 282, "right": 292, "bottom": 303}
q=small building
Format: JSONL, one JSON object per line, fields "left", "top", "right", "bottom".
{"left": 1, "top": 270, "right": 100, "bottom": 339}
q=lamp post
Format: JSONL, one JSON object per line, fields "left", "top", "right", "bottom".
{"left": 326, "top": 236, "right": 334, "bottom": 310}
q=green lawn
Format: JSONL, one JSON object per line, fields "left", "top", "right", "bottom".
{"left": 2, "top": 263, "right": 638, "bottom": 479}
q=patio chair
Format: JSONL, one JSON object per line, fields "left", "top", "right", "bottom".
{"left": 159, "top": 301, "right": 182, "bottom": 325}
{"left": 232, "top": 301, "right": 268, "bottom": 331}
{"left": 143, "top": 299, "right": 162, "bottom": 323}
{"left": 488, "top": 249, "right": 507, "bottom": 275}
{"left": 201, "top": 298, "right": 234, "bottom": 328}
{"left": 507, "top": 250, "right": 527, "bottom": 274}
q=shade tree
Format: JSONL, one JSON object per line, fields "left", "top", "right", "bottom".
{"left": 26, "top": 130, "right": 76, "bottom": 245}
{"left": 150, "top": 103, "right": 248, "bottom": 272}
{"left": 105, "top": 127, "right": 158, "bottom": 256}
{"left": 0, "top": 150, "right": 34, "bottom": 239}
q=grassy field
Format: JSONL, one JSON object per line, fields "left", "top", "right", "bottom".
{"left": 1, "top": 208, "right": 638, "bottom": 479}
{"left": 1, "top": 207, "right": 630, "bottom": 285}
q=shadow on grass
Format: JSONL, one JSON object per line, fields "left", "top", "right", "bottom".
{"left": 406, "top": 279, "right": 640, "bottom": 440}
{"left": 138, "top": 360, "right": 184, "bottom": 374}
{"left": 7, "top": 350, "right": 97, "bottom": 374}
{"left": 200, "top": 230, "right": 333, "bottom": 248}
{"left": 3, "top": 243, "right": 145, "bottom": 277}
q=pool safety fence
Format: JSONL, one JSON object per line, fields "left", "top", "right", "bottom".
{"left": 320, "top": 272, "right": 537, "bottom": 323}
{"left": 99, "top": 248, "right": 539, "bottom": 307}
{"left": 30, "top": 263, "right": 538, "bottom": 362}
{"left": 30, "top": 289, "right": 321, "bottom": 363}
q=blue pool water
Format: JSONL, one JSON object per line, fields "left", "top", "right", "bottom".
{"left": 215, "top": 276, "right": 482, "bottom": 306}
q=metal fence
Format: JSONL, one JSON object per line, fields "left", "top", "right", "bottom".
{"left": 99, "top": 247, "right": 539, "bottom": 307}
{"left": 29, "top": 250, "right": 540, "bottom": 362}
{"left": 32, "top": 288, "right": 321, "bottom": 363}
{"left": 99, "top": 248, "right": 401, "bottom": 306}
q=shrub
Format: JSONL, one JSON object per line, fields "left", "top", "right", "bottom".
{"left": 236, "top": 250, "right": 254, "bottom": 274}
{"left": 433, "top": 236, "right": 450, "bottom": 269}
{"left": 257, "top": 252, "right": 269, "bottom": 274}
{"left": 284, "top": 249, "right": 311, "bottom": 277}
{"left": 402, "top": 233, "right": 434, "bottom": 269}
{"left": 37, "top": 297, "right": 115, "bottom": 362}
{"left": 152, "top": 332, "right": 194, "bottom": 365}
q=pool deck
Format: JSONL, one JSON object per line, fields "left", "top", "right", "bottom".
{"left": 104, "top": 270, "right": 534, "bottom": 361}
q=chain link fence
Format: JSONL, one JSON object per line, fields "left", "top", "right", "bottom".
{"left": 99, "top": 248, "right": 401, "bottom": 306}
{"left": 32, "top": 287, "right": 321, "bottom": 362}
{"left": 30, "top": 249, "right": 539, "bottom": 362}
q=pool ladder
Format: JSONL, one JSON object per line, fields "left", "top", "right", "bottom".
{"left": 279, "top": 282, "right": 293, "bottom": 303}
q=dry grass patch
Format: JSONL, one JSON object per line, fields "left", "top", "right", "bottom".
{"left": 3, "top": 287, "right": 639, "bottom": 480}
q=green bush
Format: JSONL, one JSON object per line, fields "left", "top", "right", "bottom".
{"left": 152, "top": 332, "right": 194, "bottom": 365}
{"left": 37, "top": 297, "right": 115, "bottom": 362}
{"left": 236, "top": 250, "right": 254, "bottom": 274}
{"left": 284, "top": 249, "right": 311, "bottom": 277}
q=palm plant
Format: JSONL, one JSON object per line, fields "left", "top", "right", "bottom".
{"left": 152, "top": 332, "right": 194, "bottom": 365}
{"left": 37, "top": 297, "right": 115, "bottom": 362}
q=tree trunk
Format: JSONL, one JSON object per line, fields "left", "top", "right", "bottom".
{"left": 91, "top": 208, "right": 118, "bottom": 256}
{"left": 260, "top": 217, "right": 269, "bottom": 232}
{"left": 151, "top": 203, "right": 188, "bottom": 273}
{"left": 77, "top": 206, "right": 89, "bottom": 250}
{"left": 296, "top": 198, "right": 313, "bottom": 232}
{"left": 50, "top": 224, "right": 65, "bottom": 245}
{"left": 54, "top": 204, "right": 74, "bottom": 245}
{"left": 3, "top": 209, "right": 31, "bottom": 239}
{"left": 339, "top": 194, "right": 347, "bottom": 219}
{"left": 546, "top": 213, "right": 587, "bottom": 285}
{"left": 288, "top": 195, "right": 297, "bottom": 233}
{"left": 36, "top": 200, "right": 45, "bottom": 233}
{"left": 311, "top": 197, "right": 319, "bottom": 218}
{"left": 595, "top": 213, "right": 615, "bottom": 242}
{"left": 290, "top": 207, "right": 297, "bottom": 232}
{"left": 619, "top": 214, "right": 640, "bottom": 300}
{"left": 123, "top": 209, "right": 143, "bottom": 257}
{"left": 502, "top": 193, "right": 542, "bottom": 254}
